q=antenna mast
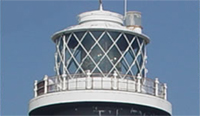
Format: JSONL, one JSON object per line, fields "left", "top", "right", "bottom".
{"left": 124, "top": 0, "right": 127, "bottom": 18}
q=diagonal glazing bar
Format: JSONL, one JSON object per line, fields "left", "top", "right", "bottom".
{"left": 66, "top": 32, "right": 89, "bottom": 78}
{"left": 121, "top": 33, "right": 137, "bottom": 78}
{"left": 128, "top": 38, "right": 144, "bottom": 76}
{"left": 90, "top": 31, "right": 123, "bottom": 77}
{"left": 88, "top": 31, "right": 109, "bottom": 76}
{"left": 71, "top": 32, "right": 89, "bottom": 76}
{"left": 79, "top": 31, "right": 106, "bottom": 74}
{"left": 78, "top": 31, "right": 106, "bottom": 76}
{"left": 106, "top": 32, "right": 135, "bottom": 79}
{"left": 63, "top": 34, "right": 73, "bottom": 78}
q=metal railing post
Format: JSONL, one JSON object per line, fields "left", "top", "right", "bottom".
{"left": 136, "top": 74, "right": 142, "bottom": 92}
{"left": 34, "top": 80, "right": 38, "bottom": 97}
{"left": 163, "top": 83, "right": 167, "bottom": 100}
{"left": 86, "top": 70, "right": 92, "bottom": 89}
{"left": 154, "top": 78, "right": 159, "bottom": 96}
{"left": 43, "top": 75, "right": 48, "bottom": 94}
{"left": 62, "top": 74, "right": 67, "bottom": 90}
{"left": 112, "top": 71, "right": 118, "bottom": 90}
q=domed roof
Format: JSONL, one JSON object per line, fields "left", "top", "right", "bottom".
{"left": 51, "top": 9, "right": 149, "bottom": 44}
{"left": 77, "top": 10, "right": 124, "bottom": 25}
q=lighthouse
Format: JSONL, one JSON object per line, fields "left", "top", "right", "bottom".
{"left": 29, "top": 1, "right": 172, "bottom": 116}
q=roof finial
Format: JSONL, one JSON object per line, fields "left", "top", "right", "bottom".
{"left": 99, "top": 0, "right": 103, "bottom": 11}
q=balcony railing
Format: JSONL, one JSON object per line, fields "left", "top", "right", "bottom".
{"left": 33, "top": 73, "right": 167, "bottom": 100}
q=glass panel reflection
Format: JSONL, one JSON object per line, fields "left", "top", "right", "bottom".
{"left": 108, "top": 46, "right": 121, "bottom": 72}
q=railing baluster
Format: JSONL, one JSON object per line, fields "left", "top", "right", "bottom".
{"left": 86, "top": 70, "right": 92, "bottom": 89}
{"left": 43, "top": 75, "right": 48, "bottom": 94}
{"left": 154, "top": 78, "right": 159, "bottom": 96}
{"left": 112, "top": 71, "right": 118, "bottom": 90}
{"left": 34, "top": 74, "right": 167, "bottom": 100}
{"left": 136, "top": 74, "right": 141, "bottom": 92}
{"left": 63, "top": 76, "right": 66, "bottom": 90}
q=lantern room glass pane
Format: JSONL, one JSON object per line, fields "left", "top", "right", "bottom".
{"left": 82, "top": 33, "right": 95, "bottom": 51}
{"left": 82, "top": 56, "right": 95, "bottom": 71}
{"left": 68, "top": 34, "right": 78, "bottom": 49}
{"left": 68, "top": 59, "right": 78, "bottom": 74}
{"left": 109, "top": 31, "right": 120, "bottom": 40}
{"left": 126, "top": 33, "right": 135, "bottom": 42}
{"left": 137, "top": 54, "right": 143, "bottom": 68}
{"left": 108, "top": 46, "right": 121, "bottom": 72}
{"left": 91, "top": 31, "right": 103, "bottom": 40}
{"left": 138, "top": 37, "right": 143, "bottom": 44}
{"left": 56, "top": 30, "right": 146, "bottom": 78}
{"left": 132, "top": 37, "right": 139, "bottom": 54}
{"left": 58, "top": 36, "right": 63, "bottom": 52}
{"left": 116, "top": 34, "right": 128, "bottom": 51}
{"left": 90, "top": 45, "right": 104, "bottom": 64}
{"left": 131, "top": 64, "right": 139, "bottom": 76}
{"left": 124, "top": 51, "right": 134, "bottom": 65}
{"left": 99, "top": 33, "right": 112, "bottom": 51}
{"left": 99, "top": 57, "right": 112, "bottom": 73}
{"left": 74, "top": 31, "right": 86, "bottom": 40}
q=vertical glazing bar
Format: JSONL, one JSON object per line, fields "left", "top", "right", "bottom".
{"left": 34, "top": 80, "right": 38, "bottom": 97}
{"left": 163, "top": 83, "right": 167, "bottom": 100}
{"left": 62, "top": 35, "right": 66, "bottom": 75}
{"left": 144, "top": 46, "right": 147, "bottom": 78}
{"left": 54, "top": 52, "right": 59, "bottom": 75}
{"left": 55, "top": 39, "right": 60, "bottom": 75}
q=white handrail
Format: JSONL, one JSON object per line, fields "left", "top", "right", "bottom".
{"left": 34, "top": 74, "right": 167, "bottom": 100}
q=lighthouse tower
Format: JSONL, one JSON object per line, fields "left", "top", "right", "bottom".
{"left": 29, "top": 1, "right": 172, "bottom": 116}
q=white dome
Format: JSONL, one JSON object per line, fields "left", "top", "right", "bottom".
{"left": 77, "top": 10, "right": 124, "bottom": 25}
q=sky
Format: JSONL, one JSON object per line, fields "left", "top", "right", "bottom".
{"left": 1, "top": 0, "right": 199, "bottom": 115}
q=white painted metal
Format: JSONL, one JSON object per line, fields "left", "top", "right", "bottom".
{"left": 33, "top": 75, "right": 166, "bottom": 99}
{"left": 54, "top": 31, "right": 147, "bottom": 79}
{"left": 34, "top": 80, "right": 37, "bottom": 97}
{"left": 124, "top": 0, "right": 127, "bottom": 18}
{"left": 86, "top": 70, "right": 92, "bottom": 89}
{"left": 155, "top": 78, "right": 159, "bottom": 96}
{"left": 125, "top": 11, "right": 142, "bottom": 26}
{"left": 51, "top": 9, "right": 149, "bottom": 79}
{"left": 78, "top": 10, "right": 123, "bottom": 25}
{"left": 52, "top": 10, "right": 149, "bottom": 42}
{"left": 125, "top": 11, "right": 142, "bottom": 33}
{"left": 99, "top": 0, "right": 103, "bottom": 11}
{"left": 29, "top": 5, "right": 172, "bottom": 116}
{"left": 164, "top": 83, "right": 167, "bottom": 100}
{"left": 136, "top": 74, "right": 142, "bottom": 92}
{"left": 43, "top": 75, "right": 48, "bottom": 94}
{"left": 29, "top": 90, "right": 172, "bottom": 115}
